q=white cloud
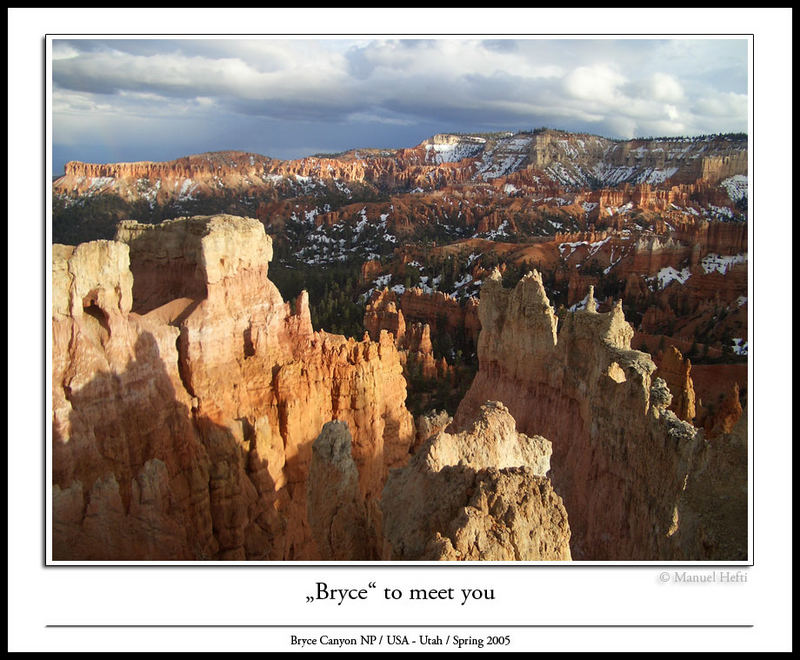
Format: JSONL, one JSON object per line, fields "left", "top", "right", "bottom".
{"left": 348, "top": 111, "right": 416, "bottom": 126}
{"left": 665, "top": 104, "right": 679, "bottom": 121}
{"left": 637, "top": 119, "right": 688, "bottom": 137}
{"left": 605, "top": 116, "right": 637, "bottom": 139}
{"left": 52, "top": 42, "right": 80, "bottom": 60}
{"left": 563, "top": 65, "right": 626, "bottom": 103}
{"left": 649, "top": 72, "right": 684, "bottom": 102}
{"left": 693, "top": 91, "right": 748, "bottom": 118}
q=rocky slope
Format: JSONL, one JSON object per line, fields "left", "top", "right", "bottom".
{"left": 673, "top": 406, "right": 748, "bottom": 560}
{"left": 306, "top": 421, "right": 370, "bottom": 561}
{"left": 381, "top": 402, "right": 571, "bottom": 561}
{"left": 52, "top": 215, "right": 414, "bottom": 560}
{"left": 453, "top": 271, "right": 747, "bottom": 560}
{"left": 51, "top": 213, "right": 746, "bottom": 561}
{"left": 54, "top": 130, "right": 747, "bottom": 206}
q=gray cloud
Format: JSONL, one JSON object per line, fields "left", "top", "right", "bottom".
{"left": 482, "top": 39, "right": 519, "bottom": 53}
{"left": 52, "top": 37, "right": 748, "bottom": 172}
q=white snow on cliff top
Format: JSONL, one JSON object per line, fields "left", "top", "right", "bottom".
{"left": 425, "top": 141, "right": 484, "bottom": 164}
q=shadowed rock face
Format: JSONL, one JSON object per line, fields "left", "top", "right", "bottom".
{"left": 364, "top": 288, "right": 454, "bottom": 383}
{"left": 674, "top": 407, "right": 748, "bottom": 560}
{"left": 307, "top": 421, "right": 371, "bottom": 560}
{"left": 381, "top": 401, "right": 571, "bottom": 561}
{"left": 52, "top": 215, "right": 414, "bottom": 560}
{"left": 454, "top": 269, "right": 747, "bottom": 561}
{"left": 653, "top": 345, "right": 696, "bottom": 423}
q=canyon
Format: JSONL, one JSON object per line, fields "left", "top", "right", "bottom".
{"left": 51, "top": 128, "right": 749, "bottom": 561}
{"left": 53, "top": 216, "right": 414, "bottom": 559}
{"left": 52, "top": 214, "right": 577, "bottom": 561}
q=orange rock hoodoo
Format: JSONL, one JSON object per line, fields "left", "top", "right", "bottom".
{"left": 364, "top": 288, "right": 452, "bottom": 382}
{"left": 52, "top": 215, "right": 414, "bottom": 560}
{"left": 653, "top": 346, "right": 697, "bottom": 423}
{"left": 454, "top": 269, "right": 747, "bottom": 560}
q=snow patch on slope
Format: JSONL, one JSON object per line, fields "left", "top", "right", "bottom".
{"left": 721, "top": 175, "right": 748, "bottom": 202}
{"left": 701, "top": 253, "right": 747, "bottom": 275}
{"left": 425, "top": 140, "right": 484, "bottom": 164}
{"left": 652, "top": 266, "right": 692, "bottom": 289}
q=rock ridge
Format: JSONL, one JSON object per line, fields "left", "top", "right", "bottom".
{"left": 454, "top": 268, "right": 746, "bottom": 560}
{"left": 52, "top": 214, "right": 414, "bottom": 560}
{"left": 381, "top": 401, "right": 571, "bottom": 561}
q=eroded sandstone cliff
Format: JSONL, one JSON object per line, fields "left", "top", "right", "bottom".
{"left": 454, "top": 270, "right": 746, "bottom": 560}
{"left": 52, "top": 215, "right": 414, "bottom": 560}
{"left": 306, "top": 421, "right": 370, "bottom": 561}
{"left": 381, "top": 402, "right": 571, "bottom": 561}
{"left": 52, "top": 212, "right": 746, "bottom": 562}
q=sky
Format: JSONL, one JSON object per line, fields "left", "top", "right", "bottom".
{"left": 51, "top": 37, "right": 749, "bottom": 174}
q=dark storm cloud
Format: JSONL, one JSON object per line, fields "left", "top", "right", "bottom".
{"left": 52, "top": 37, "right": 748, "bottom": 172}
{"left": 226, "top": 96, "right": 365, "bottom": 123}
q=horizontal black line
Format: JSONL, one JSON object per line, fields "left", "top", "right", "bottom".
{"left": 47, "top": 624, "right": 753, "bottom": 629}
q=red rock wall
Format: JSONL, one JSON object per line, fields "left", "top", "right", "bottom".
{"left": 52, "top": 215, "right": 414, "bottom": 561}
{"left": 454, "top": 270, "right": 744, "bottom": 560}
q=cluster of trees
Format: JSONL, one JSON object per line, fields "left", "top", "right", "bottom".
{"left": 591, "top": 275, "right": 626, "bottom": 303}
{"left": 309, "top": 280, "right": 365, "bottom": 337}
{"left": 53, "top": 193, "right": 144, "bottom": 244}
{"left": 409, "top": 251, "right": 471, "bottom": 294}
{"left": 52, "top": 173, "right": 394, "bottom": 247}
{"left": 402, "top": 264, "right": 422, "bottom": 290}
{"left": 311, "top": 181, "right": 391, "bottom": 210}
{"left": 638, "top": 132, "right": 747, "bottom": 142}
{"left": 52, "top": 190, "right": 272, "bottom": 245}
{"left": 577, "top": 260, "right": 605, "bottom": 277}
{"left": 448, "top": 130, "right": 515, "bottom": 140}
{"left": 429, "top": 314, "right": 475, "bottom": 366}
{"left": 404, "top": 357, "right": 477, "bottom": 418}
{"left": 411, "top": 221, "right": 466, "bottom": 246}
{"left": 268, "top": 258, "right": 366, "bottom": 338}
{"left": 310, "top": 151, "right": 345, "bottom": 159}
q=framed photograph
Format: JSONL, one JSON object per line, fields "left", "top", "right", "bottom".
{"left": 9, "top": 7, "right": 792, "bottom": 653}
